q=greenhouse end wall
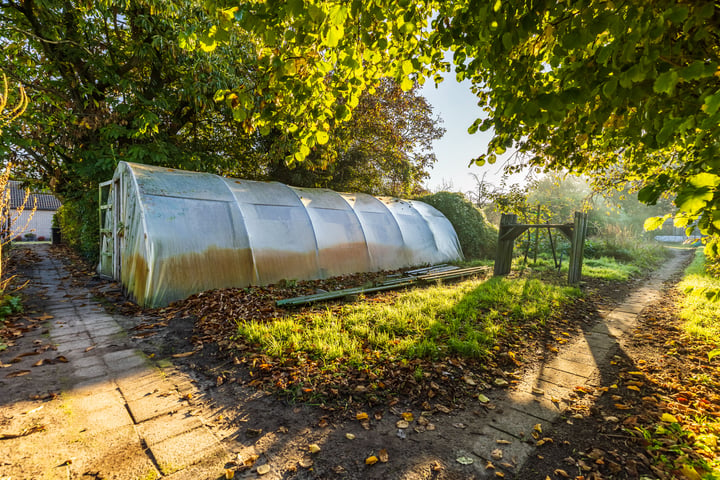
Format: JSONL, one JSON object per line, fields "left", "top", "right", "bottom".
{"left": 99, "top": 162, "right": 463, "bottom": 307}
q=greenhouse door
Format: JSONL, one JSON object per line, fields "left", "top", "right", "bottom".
{"left": 98, "top": 178, "right": 122, "bottom": 279}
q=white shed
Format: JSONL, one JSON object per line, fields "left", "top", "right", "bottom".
{"left": 98, "top": 162, "right": 463, "bottom": 307}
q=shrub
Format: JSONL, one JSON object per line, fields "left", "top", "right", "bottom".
{"left": 419, "top": 192, "right": 498, "bottom": 260}
{"left": 55, "top": 191, "right": 99, "bottom": 263}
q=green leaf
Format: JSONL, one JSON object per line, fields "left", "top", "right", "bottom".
{"left": 653, "top": 70, "right": 678, "bottom": 94}
{"left": 638, "top": 184, "right": 661, "bottom": 204}
{"left": 198, "top": 34, "right": 217, "bottom": 52}
{"left": 709, "top": 348, "right": 720, "bottom": 362}
{"left": 315, "top": 130, "right": 329, "bottom": 145}
{"left": 688, "top": 173, "right": 720, "bottom": 189}
{"left": 702, "top": 92, "right": 720, "bottom": 116}
{"left": 643, "top": 214, "right": 670, "bottom": 231}
{"left": 493, "top": 0, "right": 502, "bottom": 12}
{"left": 675, "top": 187, "right": 713, "bottom": 214}
{"left": 401, "top": 60, "right": 414, "bottom": 75}
{"left": 664, "top": 6, "right": 689, "bottom": 24}
{"left": 328, "top": 5, "right": 348, "bottom": 25}
{"left": 400, "top": 76, "right": 413, "bottom": 91}
{"left": 680, "top": 61, "right": 707, "bottom": 81}
{"left": 602, "top": 78, "right": 618, "bottom": 98}
{"left": 323, "top": 25, "right": 344, "bottom": 47}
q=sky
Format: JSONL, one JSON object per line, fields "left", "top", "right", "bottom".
{"left": 420, "top": 75, "right": 530, "bottom": 195}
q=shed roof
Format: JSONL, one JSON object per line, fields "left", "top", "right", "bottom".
{"left": 8, "top": 181, "right": 62, "bottom": 211}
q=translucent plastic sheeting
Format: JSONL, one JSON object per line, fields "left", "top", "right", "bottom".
{"left": 99, "top": 162, "right": 463, "bottom": 307}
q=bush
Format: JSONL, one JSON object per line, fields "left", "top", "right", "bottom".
{"left": 55, "top": 191, "right": 99, "bottom": 263}
{"left": 419, "top": 192, "right": 497, "bottom": 260}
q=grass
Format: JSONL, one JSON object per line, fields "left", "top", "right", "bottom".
{"left": 236, "top": 276, "right": 580, "bottom": 369}
{"left": 677, "top": 249, "right": 720, "bottom": 343}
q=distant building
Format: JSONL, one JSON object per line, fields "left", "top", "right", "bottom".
{"left": 6, "top": 181, "right": 61, "bottom": 241}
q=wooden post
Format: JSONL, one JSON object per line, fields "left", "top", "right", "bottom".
{"left": 568, "top": 212, "right": 588, "bottom": 284}
{"left": 494, "top": 214, "right": 517, "bottom": 276}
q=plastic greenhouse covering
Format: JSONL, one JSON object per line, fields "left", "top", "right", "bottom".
{"left": 98, "top": 162, "right": 463, "bottom": 307}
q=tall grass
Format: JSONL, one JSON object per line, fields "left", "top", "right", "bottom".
{"left": 237, "top": 277, "right": 580, "bottom": 367}
{"left": 677, "top": 250, "right": 720, "bottom": 342}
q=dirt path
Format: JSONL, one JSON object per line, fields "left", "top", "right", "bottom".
{"left": 0, "top": 246, "right": 692, "bottom": 480}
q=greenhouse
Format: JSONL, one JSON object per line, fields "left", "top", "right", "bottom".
{"left": 98, "top": 162, "right": 463, "bottom": 307}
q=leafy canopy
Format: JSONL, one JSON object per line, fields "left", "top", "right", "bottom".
{"left": 206, "top": 0, "right": 720, "bottom": 250}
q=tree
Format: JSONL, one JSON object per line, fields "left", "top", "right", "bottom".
{"left": 206, "top": 0, "right": 720, "bottom": 251}
{"left": 0, "top": 1, "right": 267, "bottom": 258}
{"left": 259, "top": 79, "right": 443, "bottom": 196}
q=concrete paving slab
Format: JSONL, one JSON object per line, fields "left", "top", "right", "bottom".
{"left": 161, "top": 447, "right": 229, "bottom": 480}
{"left": 72, "top": 355, "right": 104, "bottom": 369}
{"left": 506, "top": 390, "right": 567, "bottom": 422}
{"left": 536, "top": 366, "right": 588, "bottom": 388}
{"left": 116, "top": 371, "right": 174, "bottom": 401}
{"left": 68, "top": 386, "right": 125, "bottom": 413}
{"left": 614, "top": 302, "right": 646, "bottom": 314}
{"left": 486, "top": 407, "right": 549, "bottom": 440}
{"left": 74, "top": 405, "right": 135, "bottom": 434}
{"left": 56, "top": 337, "right": 95, "bottom": 353}
{"left": 90, "top": 324, "right": 123, "bottom": 337}
{"left": 558, "top": 346, "right": 597, "bottom": 366}
{"left": 77, "top": 425, "right": 159, "bottom": 480}
{"left": 583, "top": 332, "right": 618, "bottom": 351}
{"left": 126, "top": 390, "right": 186, "bottom": 423}
{"left": 136, "top": 412, "right": 205, "bottom": 445}
{"left": 104, "top": 351, "right": 147, "bottom": 373}
{"left": 472, "top": 424, "right": 534, "bottom": 467}
{"left": 51, "top": 324, "right": 88, "bottom": 336}
{"left": 545, "top": 356, "right": 598, "bottom": 378}
{"left": 147, "top": 425, "right": 224, "bottom": 475}
{"left": 74, "top": 364, "right": 108, "bottom": 380}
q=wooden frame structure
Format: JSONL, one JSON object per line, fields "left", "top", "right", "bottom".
{"left": 494, "top": 212, "right": 588, "bottom": 283}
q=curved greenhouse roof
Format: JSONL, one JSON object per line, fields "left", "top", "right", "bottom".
{"left": 98, "top": 162, "right": 463, "bottom": 307}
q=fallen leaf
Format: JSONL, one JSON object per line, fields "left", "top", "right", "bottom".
{"left": 627, "top": 385, "right": 641, "bottom": 392}
{"left": 396, "top": 420, "right": 409, "bottom": 429}
{"left": 171, "top": 351, "right": 195, "bottom": 358}
{"left": 494, "top": 378, "right": 509, "bottom": 387}
{"left": 6, "top": 370, "right": 30, "bottom": 378}
{"left": 478, "top": 393, "right": 490, "bottom": 403}
{"left": 533, "top": 423, "right": 542, "bottom": 434}
{"left": 402, "top": 412, "right": 414, "bottom": 422}
{"left": 379, "top": 449, "right": 389, "bottom": 463}
{"left": 55, "top": 356, "right": 68, "bottom": 363}
{"left": 496, "top": 439, "right": 511, "bottom": 445}
{"left": 345, "top": 433, "right": 355, "bottom": 440}
{"left": 299, "top": 457, "right": 313, "bottom": 468}
{"left": 491, "top": 449, "right": 503, "bottom": 460}
{"left": 256, "top": 464, "right": 270, "bottom": 475}
{"left": 456, "top": 456, "right": 474, "bottom": 465}
{"left": 435, "top": 404, "right": 451, "bottom": 414}
{"left": 224, "top": 468, "right": 234, "bottom": 479}
{"left": 356, "top": 412, "right": 369, "bottom": 421}
{"left": 661, "top": 413, "right": 678, "bottom": 423}
{"left": 532, "top": 387, "right": 545, "bottom": 395}
{"left": 308, "top": 444, "right": 321, "bottom": 454}
{"left": 554, "top": 469, "right": 570, "bottom": 478}
{"left": 366, "top": 456, "right": 379, "bottom": 465}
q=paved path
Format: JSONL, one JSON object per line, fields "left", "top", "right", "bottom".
{"left": 0, "top": 245, "right": 228, "bottom": 479}
{"left": 468, "top": 249, "right": 689, "bottom": 477}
